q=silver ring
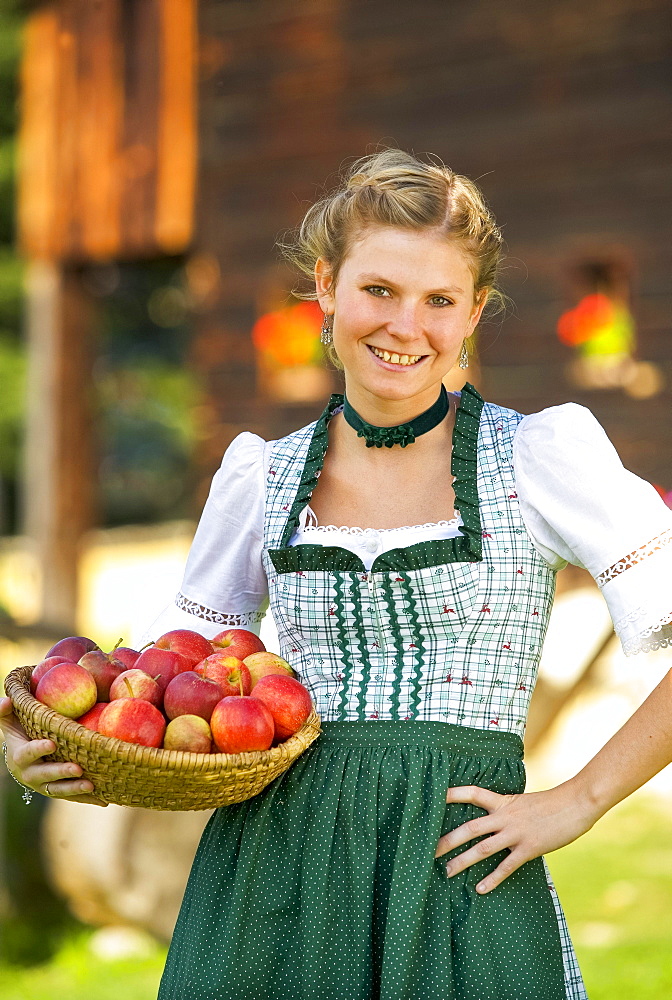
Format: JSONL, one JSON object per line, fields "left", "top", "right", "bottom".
{"left": 44, "top": 781, "right": 52, "bottom": 797}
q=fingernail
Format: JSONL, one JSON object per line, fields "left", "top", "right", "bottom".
{"left": 476, "top": 883, "right": 487, "bottom": 893}
{"left": 445, "top": 863, "right": 453, "bottom": 876}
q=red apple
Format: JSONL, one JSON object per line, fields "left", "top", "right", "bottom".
{"left": 250, "top": 675, "right": 313, "bottom": 740}
{"left": 211, "top": 628, "right": 265, "bottom": 661}
{"left": 109, "top": 668, "right": 163, "bottom": 707}
{"left": 98, "top": 699, "right": 166, "bottom": 748}
{"left": 194, "top": 653, "right": 252, "bottom": 698}
{"left": 76, "top": 702, "right": 108, "bottom": 732}
{"left": 210, "top": 696, "right": 274, "bottom": 753}
{"left": 134, "top": 646, "right": 191, "bottom": 693}
{"left": 30, "top": 656, "right": 74, "bottom": 694}
{"left": 78, "top": 649, "right": 126, "bottom": 700}
{"left": 163, "top": 715, "right": 212, "bottom": 753}
{"left": 35, "top": 663, "right": 98, "bottom": 719}
{"left": 45, "top": 636, "right": 98, "bottom": 662}
{"left": 243, "top": 651, "right": 294, "bottom": 689}
{"left": 163, "top": 671, "right": 223, "bottom": 722}
{"left": 154, "top": 629, "right": 214, "bottom": 669}
{"left": 114, "top": 646, "right": 142, "bottom": 670}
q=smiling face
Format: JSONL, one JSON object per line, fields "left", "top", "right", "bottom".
{"left": 315, "top": 225, "right": 487, "bottom": 417}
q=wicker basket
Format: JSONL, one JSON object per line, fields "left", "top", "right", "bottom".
{"left": 5, "top": 665, "right": 322, "bottom": 811}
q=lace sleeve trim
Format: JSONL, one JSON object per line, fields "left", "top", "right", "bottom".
{"left": 595, "top": 527, "right": 672, "bottom": 588}
{"left": 175, "top": 592, "right": 265, "bottom": 627}
{"left": 619, "top": 608, "right": 672, "bottom": 656}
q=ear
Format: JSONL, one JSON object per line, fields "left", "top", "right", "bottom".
{"left": 466, "top": 288, "right": 488, "bottom": 337}
{"left": 315, "top": 258, "right": 336, "bottom": 313}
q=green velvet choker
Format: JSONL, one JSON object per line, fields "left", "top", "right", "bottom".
{"left": 342, "top": 384, "right": 449, "bottom": 448}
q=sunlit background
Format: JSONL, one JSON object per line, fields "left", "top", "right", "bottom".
{"left": 0, "top": 1, "right": 671, "bottom": 997}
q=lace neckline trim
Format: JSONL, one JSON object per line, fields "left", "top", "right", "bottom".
{"left": 301, "top": 506, "right": 462, "bottom": 534}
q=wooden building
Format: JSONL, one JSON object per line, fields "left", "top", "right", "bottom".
{"left": 17, "top": 0, "right": 672, "bottom": 626}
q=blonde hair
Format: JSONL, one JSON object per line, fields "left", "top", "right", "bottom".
{"left": 278, "top": 148, "right": 508, "bottom": 369}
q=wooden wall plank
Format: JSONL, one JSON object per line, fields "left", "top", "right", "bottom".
{"left": 155, "top": 0, "right": 197, "bottom": 254}
{"left": 17, "top": 7, "right": 60, "bottom": 258}
{"left": 18, "top": 0, "right": 196, "bottom": 261}
{"left": 117, "top": 0, "right": 161, "bottom": 256}
{"left": 75, "top": 0, "right": 123, "bottom": 259}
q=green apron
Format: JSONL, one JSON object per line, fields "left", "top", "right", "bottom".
{"left": 158, "top": 720, "right": 568, "bottom": 1000}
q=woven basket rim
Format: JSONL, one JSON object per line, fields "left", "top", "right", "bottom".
{"left": 5, "top": 664, "right": 321, "bottom": 771}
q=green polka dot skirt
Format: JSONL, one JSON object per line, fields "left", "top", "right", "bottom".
{"left": 158, "top": 721, "right": 567, "bottom": 999}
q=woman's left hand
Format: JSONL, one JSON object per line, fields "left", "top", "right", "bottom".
{"left": 434, "top": 780, "right": 600, "bottom": 895}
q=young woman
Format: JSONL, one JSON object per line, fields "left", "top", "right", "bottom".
{"left": 3, "top": 149, "right": 672, "bottom": 1000}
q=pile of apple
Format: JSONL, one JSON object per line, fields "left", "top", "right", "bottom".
{"left": 29, "top": 628, "right": 314, "bottom": 754}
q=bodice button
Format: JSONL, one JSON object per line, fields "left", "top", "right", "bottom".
{"left": 363, "top": 530, "right": 379, "bottom": 553}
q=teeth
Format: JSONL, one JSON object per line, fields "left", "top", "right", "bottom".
{"left": 370, "top": 346, "right": 422, "bottom": 365}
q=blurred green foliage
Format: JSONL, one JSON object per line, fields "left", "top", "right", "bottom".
{"left": 1, "top": 780, "right": 82, "bottom": 967}
{"left": 96, "top": 354, "right": 203, "bottom": 525}
{"left": 90, "top": 258, "right": 205, "bottom": 526}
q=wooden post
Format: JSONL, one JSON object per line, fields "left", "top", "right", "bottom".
{"left": 22, "top": 260, "right": 97, "bottom": 631}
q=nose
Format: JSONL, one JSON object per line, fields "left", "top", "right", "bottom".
{"left": 385, "top": 299, "right": 423, "bottom": 344}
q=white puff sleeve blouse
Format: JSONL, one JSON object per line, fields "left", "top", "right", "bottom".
{"left": 513, "top": 403, "right": 672, "bottom": 656}
{"left": 142, "top": 432, "right": 270, "bottom": 642}
{"left": 144, "top": 403, "right": 672, "bottom": 659}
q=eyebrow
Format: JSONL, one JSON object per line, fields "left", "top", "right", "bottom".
{"left": 357, "top": 273, "right": 465, "bottom": 295}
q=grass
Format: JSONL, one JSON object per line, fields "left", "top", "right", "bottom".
{"left": 0, "top": 929, "right": 167, "bottom": 1000}
{"left": 547, "top": 793, "right": 672, "bottom": 998}
{"left": 1, "top": 795, "right": 670, "bottom": 999}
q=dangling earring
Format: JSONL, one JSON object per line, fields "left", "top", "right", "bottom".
{"left": 459, "top": 340, "right": 469, "bottom": 369}
{"left": 321, "top": 313, "right": 333, "bottom": 345}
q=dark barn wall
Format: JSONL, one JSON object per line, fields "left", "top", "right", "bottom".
{"left": 194, "top": 0, "right": 671, "bottom": 498}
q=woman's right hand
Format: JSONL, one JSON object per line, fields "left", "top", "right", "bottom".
{"left": 0, "top": 696, "right": 108, "bottom": 806}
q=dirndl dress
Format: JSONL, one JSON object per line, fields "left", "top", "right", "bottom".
{"left": 156, "top": 382, "right": 672, "bottom": 1000}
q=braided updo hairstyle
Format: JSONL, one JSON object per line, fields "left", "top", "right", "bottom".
{"left": 278, "top": 147, "right": 507, "bottom": 370}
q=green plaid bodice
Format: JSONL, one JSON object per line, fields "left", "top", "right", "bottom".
{"left": 261, "top": 384, "right": 557, "bottom": 736}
